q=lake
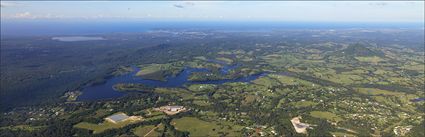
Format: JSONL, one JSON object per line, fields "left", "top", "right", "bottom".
{"left": 410, "top": 98, "right": 425, "bottom": 102}
{"left": 77, "top": 65, "right": 266, "bottom": 101}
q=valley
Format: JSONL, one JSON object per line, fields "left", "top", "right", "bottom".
{"left": 1, "top": 29, "right": 424, "bottom": 137}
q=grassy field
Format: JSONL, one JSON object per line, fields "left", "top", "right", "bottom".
{"left": 355, "top": 56, "right": 383, "bottom": 63}
{"left": 242, "top": 94, "right": 257, "bottom": 105}
{"left": 144, "top": 109, "right": 164, "bottom": 117}
{"left": 74, "top": 118, "right": 143, "bottom": 134}
{"left": 0, "top": 125, "right": 46, "bottom": 132}
{"left": 216, "top": 57, "right": 233, "bottom": 64}
{"left": 310, "top": 111, "right": 343, "bottom": 122}
{"left": 319, "top": 73, "right": 363, "bottom": 84}
{"left": 185, "top": 60, "right": 222, "bottom": 69}
{"left": 331, "top": 132, "right": 357, "bottom": 137}
{"left": 136, "top": 64, "right": 165, "bottom": 76}
{"left": 154, "top": 88, "right": 196, "bottom": 101}
{"left": 135, "top": 63, "right": 183, "bottom": 81}
{"left": 193, "top": 100, "right": 211, "bottom": 106}
{"left": 252, "top": 76, "right": 281, "bottom": 88}
{"left": 356, "top": 88, "right": 404, "bottom": 96}
{"left": 172, "top": 117, "right": 242, "bottom": 136}
{"left": 75, "top": 121, "right": 130, "bottom": 133}
{"left": 262, "top": 54, "right": 300, "bottom": 67}
{"left": 133, "top": 125, "right": 156, "bottom": 136}
{"left": 133, "top": 124, "right": 164, "bottom": 137}
{"left": 271, "top": 74, "right": 314, "bottom": 86}
{"left": 194, "top": 56, "right": 207, "bottom": 60}
{"left": 291, "top": 66, "right": 369, "bottom": 85}
{"left": 402, "top": 63, "right": 425, "bottom": 72}
{"left": 145, "top": 115, "right": 166, "bottom": 121}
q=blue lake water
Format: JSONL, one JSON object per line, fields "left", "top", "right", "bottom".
{"left": 410, "top": 98, "right": 425, "bottom": 102}
{"left": 77, "top": 65, "right": 266, "bottom": 101}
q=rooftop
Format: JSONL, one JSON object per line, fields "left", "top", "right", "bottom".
{"left": 168, "top": 106, "right": 184, "bottom": 109}
{"left": 106, "top": 113, "right": 129, "bottom": 122}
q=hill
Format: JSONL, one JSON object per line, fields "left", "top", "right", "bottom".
{"left": 338, "top": 44, "right": 385, "bottom": 57}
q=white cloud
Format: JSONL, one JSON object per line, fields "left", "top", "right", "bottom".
{"left": 6, "top": 12, "right": 66, "bottom": 19}
{"left": 1, "top": 1, "right": 423, "bottom": 22}
{"left": 13, "top": 12, "right": 32, "bottom": 18}
{"left": 173, "top": 1, "right": 195, "bottom": 9}
{"left": 368, "top": 2, "right": 389, "bottom": 6}
{"left": 0, "top": 1, "right": 21, "bottom": 7}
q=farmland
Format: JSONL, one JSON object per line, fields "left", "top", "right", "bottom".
{"left": 172, "top": 117, "right": 243, "bottom": 136}
{"left": 1, "top": 29, "right": 423, "bottom": 137}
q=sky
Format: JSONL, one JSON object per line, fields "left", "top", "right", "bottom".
{"left": 0, "top": 1, "right": 424, "bottom": 22}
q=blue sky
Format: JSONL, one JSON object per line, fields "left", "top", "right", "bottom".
{"left": 1, "top": 1, "right": 424, "bottom": 22}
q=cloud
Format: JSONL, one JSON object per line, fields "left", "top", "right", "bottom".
{"left": 368, "top": 2, "right": 389, "bottom": 7}
{"left": 13, "top": 12, "right": 32, "bottom": 18}
{"left": 0, "top": 1, "right": 21, "bottom": 8}
{"left": 0, "top": 1, "right": 27, "bottom": 8}
{"left": 173, "top": 2, "right": 195, "bottom": 9}
{"left": 6, "top": 12, "right": 66, "bottom": 19}
{"left": 173, "top": 4, "right": 185, "bottom": 8}
{"left": 185, "top": 2, "right": 195, "bottom": 6}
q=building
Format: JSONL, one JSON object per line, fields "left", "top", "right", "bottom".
{"left": 154, "top": 105, "right": 187, "bottom": 115}
{"left": 290, "top": 116, "right": 310, "bottom": 134}
{"left": 105, "top": 113, "right": 130, "bottom": 123}
{"left": 167, "top": 106, "right": 184, "bottom": 112}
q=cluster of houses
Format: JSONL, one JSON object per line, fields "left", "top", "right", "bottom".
{"left": 393, "top": 126, "right": 413, "bottom": 136}
{"left": 63, "top": 91, "right": 82, "bottom": 101}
